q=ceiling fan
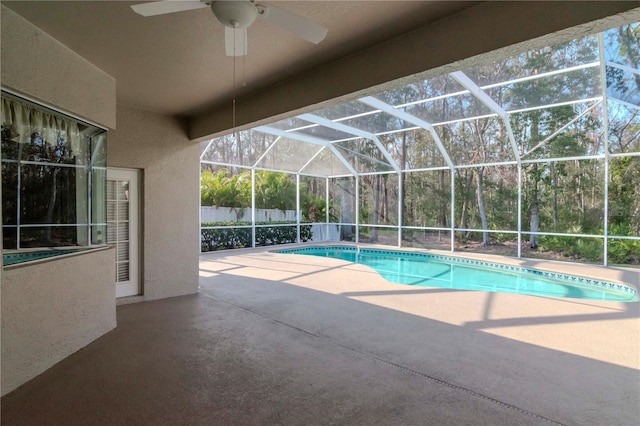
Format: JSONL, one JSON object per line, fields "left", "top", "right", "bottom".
{"left": 131, "top": 0, "right": 328, "bottom": 56}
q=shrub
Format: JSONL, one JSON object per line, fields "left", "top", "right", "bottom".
{"left": 537, "top": 228, "right": 603, "bottom": 263}
{"left": 201, "top": 221, "right": 312, "bottom": 252}
{"left": 608, "top": 223, "right": 640, "bottom": 265}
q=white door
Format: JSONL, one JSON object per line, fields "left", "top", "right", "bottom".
{"left": 107, "top": 168, "right": 140, "bottom": 298}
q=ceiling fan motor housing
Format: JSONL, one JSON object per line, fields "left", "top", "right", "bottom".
{"left": 211, "top": 1, "right": 258, "bottom": 29}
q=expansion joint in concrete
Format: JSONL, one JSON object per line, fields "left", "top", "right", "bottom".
{"left": 200, "top": 292, "right": 567, "bottom": 426}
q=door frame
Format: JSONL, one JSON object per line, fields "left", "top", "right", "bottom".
{"left": 107, "top": 167, "right": 141, "bottom": 298}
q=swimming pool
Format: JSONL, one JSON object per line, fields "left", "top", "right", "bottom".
{"left": 2, "top": 248, "right": 90, "bottom": 266}
{"left": 275, "top": 246, "right": 638, "bottom": 302}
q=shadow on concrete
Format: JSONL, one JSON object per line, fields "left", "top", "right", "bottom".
{"left": 2, "top": 257, "right": 638, "bottom": 426}
{"left": 195, "top": 257, "right": 639, "bottom": 425}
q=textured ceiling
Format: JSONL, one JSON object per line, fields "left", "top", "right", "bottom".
{"left": 3, "top": 1, "right": 480, "bottom": 117}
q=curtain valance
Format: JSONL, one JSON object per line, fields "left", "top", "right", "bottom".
{"left": 1, "top": 95, "right": 81, "bottom": 156}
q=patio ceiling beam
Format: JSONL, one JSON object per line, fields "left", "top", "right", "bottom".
{"left": 359, "top": 96, "right": 455, "bottom": 170}
{"left": 254, "top": 126, "right": 358, "bottom": 176}
{"left": 298, "top": 113, "right": 401, "bottom": 173}
{"left": 450, "top": 71, "right": 522, "bottom": 164}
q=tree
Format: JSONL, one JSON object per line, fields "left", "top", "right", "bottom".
{"left": 254, "top": 171, "right": 296, "bottom": 212}
{"left": 200, "top": 169, "right": 250, "bottom": 220}
{"left": 505, "top": 34, "right": 599, "bottom": 247}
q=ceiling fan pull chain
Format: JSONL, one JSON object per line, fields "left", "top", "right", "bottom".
{"left": 243, "top": 54, "right": 246, "bottom": 87}
{"left": 232, "top": 26, "right": 237, "bottom": 140}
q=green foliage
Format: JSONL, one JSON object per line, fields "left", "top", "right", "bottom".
{"left": 254, "top": 171, "right": 296, "bottom": 211}
{"left": 201, "top": 223, "right": 251, "bottom": 251}
{"left": 201, "top": 221, "right": 312, "bottom": 252}
{"left": 201, "top": 170, "right": 327, "bottom": 221}
{"left": 608, "top": 223, "right": 640, "bottom": 265}
{"left": 608, "top": 238, "right": 640, "bottom": 265}
{"left": 537, "top": 226, "right": 602, "bottom": 263}
{"left": 200, "top": 169, "right": 250, "bottom": 209}
{"left": 300, "top": 192, "right": 326, "bottom": 222}
{"left": 609, "top": 157, "right": 640, "bottom": 229}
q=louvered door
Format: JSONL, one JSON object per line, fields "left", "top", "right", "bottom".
{"left": 107, "top": 169, "right": 139, "bottom": 298}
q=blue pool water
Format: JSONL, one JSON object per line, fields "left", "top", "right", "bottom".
{"left": 275, "top": 246, "right": 638, "bottom": 302}
{"left": 3, "top": 249, "right": 88, "bottom": 266}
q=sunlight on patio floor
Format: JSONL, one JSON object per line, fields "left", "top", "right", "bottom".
{"left": 200, "top": 244, "right": 639, "bottom": 369}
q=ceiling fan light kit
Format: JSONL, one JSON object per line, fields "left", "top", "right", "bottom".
{"left": 211, "top": 1, "right": 258, "bottom": 29}
{"left": 131, "top": 0, "right": 328, "bottom": 57}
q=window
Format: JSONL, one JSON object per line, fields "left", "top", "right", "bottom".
{"left": 1, "top": 92, "right": 107, "bottom": 250}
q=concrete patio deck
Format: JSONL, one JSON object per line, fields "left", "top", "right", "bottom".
{"left": 2, "top": 244, "right": 638, "bottom": 425}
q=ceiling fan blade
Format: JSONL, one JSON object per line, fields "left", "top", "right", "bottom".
{"left": 225, "top": 27, "right": 248, "bottom": 57}
{"left": 258, "top": 3, "right": 328, "bottom": 44}
{"left": 131, "top": 1, "right": 208, "bottom": 17}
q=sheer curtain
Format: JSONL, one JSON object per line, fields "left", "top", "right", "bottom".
{"left": 1, "top": 93, "right": 98, "bottom": 249}
{"left": 1, "top": 95, "right": 81, "bottom": 158}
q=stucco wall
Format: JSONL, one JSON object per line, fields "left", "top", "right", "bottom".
{"left": 1, "top": 249, "right": 116, "bottom": 395}
{"left": 1, "top": 6, "right": 118, "bottom": 396}
{"left": 107, "top": 105, "right": 199, "bottom": 300}
{"left": 0, "top": 5, "right": 116, "bottom": 129}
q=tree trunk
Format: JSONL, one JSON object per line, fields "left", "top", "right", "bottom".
{"left": 340, "top": 180, "right": 352, "bottom": 241}
{"left": 371, "top": 175, "right": 380, "bottom": 242}
{"left": 619, "top": 26, "right": 640, "bottom": 89}
{"left": 529, "top": 162, "right": 540, "bottom": 249}
{"left": 439, "top": 169, "right": 447, "bottom": 228}
{"left": 476, "top": 168, "right": 490, "bottom": 246}
{"left": 459, "top": 170, "right": 472, "bottom": 231}
{"left": 576, "top": 161, "right": 584, "bottom": 214}
{"left": 529, "top": 117, "right": 540, "bottom": 249}
{"left": 401, "top": 132, "right": 407, "bottom": 232}
{"left": 530, "top": 202, "right": 539, "bottom": 248}
{"left": 45, "top": 169, "right": 59, "bottom": 244}
{"left": 551, "top": 161, "right": 559, "bottom": 231}
{"left": 382, "top": 176, "right": 388, "bottom": 223}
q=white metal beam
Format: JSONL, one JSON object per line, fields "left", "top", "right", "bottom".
{"left": 523, "top": 101, "right": 602, "bottom": 157}
{"left": 299, "top": 113, "right": 401, "bottom": 173}
{"left": 393, "top": 62, "right": 600, "bottom": 110}
{"left": 359, "top": 96, "right": 455, "bottom": 170}
{"left": 255, "top": 125, "right": 330, "bottom": 146}
{"left": 297, "top": 146, "right": 327, "bottom": 174}
{"left": 608, "top": 96, "right": 640, "bottom": 112}
{"left": 605, "top": 60, "right": 640, "bottom": 76}
{"left": 450, "top": 70, "right": 523, "bottom": 256}
{"left": 599, "top": 33, "right": 611, "bottom": 267}
{"left": 255, "top": 125, "right": 359, "bottom": 176}
{"left": 450, "top": 71, "right": 522, "bottom": 165}
{"left": 199, "top": 138, "right": 214, "bottom": 160}
{"left": 253, "top": 135, "right": 281, "bottom": 168}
